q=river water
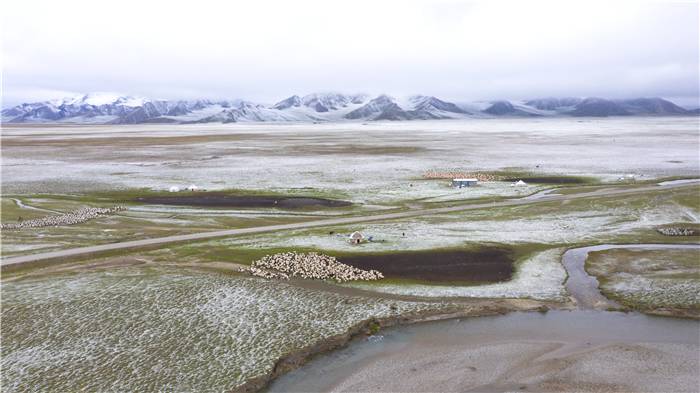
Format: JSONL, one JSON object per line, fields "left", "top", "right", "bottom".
{"left": 269, "top": 309, "right": 700, "bottom": 392}
{"left": 562, "top": 243, "right": 700, "bottom": 309}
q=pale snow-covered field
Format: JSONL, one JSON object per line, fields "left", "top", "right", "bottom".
{"left": 587, "top": 248, "right": 700, "bottom": 310}
{"left": 1, "top": 267, "right": 454, "bottom": 392}
{"left": 2, "top": 118, "right": 698, "bottom": 204}
{"left": 219, "top": 193, "right": 696, "bottom": 252}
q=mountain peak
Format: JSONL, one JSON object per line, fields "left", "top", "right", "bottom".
{"left": 570, "top": 98, "right": 630, "bottom": 117}
{"left": 57, "top": 92, "right": 146, "bottom": 107}
{"left": 409, "top": 95, "right": 467, "bottom": 114}
{"left": 618, "top": 97, "right": 688, "bottom": 115}
{"left": 272, "top": 95, "right": 302, "bottom": 110}
{"left": 524, "top": 97, "right": 582, "bottom": 111}
{"left": 484, "top": 100, "right": 515, "bottom": 115}
{"left": 301, "top": 92, "right": 359, "bottom": 112}
{"left": 344, "top": 95, "right": 397, "bottom": 119}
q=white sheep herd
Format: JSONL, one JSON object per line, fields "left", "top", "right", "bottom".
{"left": 246, "top": 251, "right": 384, "bottom": 283}
{"left": 657, "top": 227, "right": 697, "bottom": 236}
{"left": 1, "top": 206, "right": 127, "bottom": 230}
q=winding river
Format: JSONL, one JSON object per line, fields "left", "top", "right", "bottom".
{"left": 562, "top": 243, "right": 700, "bottom": 309}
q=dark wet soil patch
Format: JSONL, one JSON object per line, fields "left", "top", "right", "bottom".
{"left": 135, "top": 194, "right": 352, "bottom": 208}
{"left": 288, "top": 145, "right": 425, "bottom": 155}
{"left": 503, "top": 176, "right": 591, "bottom": 184}
{"left": 337, "top": 248, "right": 515, "bottom": 282}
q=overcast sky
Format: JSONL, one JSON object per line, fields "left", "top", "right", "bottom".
{"left": 2, "top": 0, "right": 699, "bottom": 106}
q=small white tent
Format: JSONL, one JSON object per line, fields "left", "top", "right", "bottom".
{"left": 168, "top": 186, "right": 180, "bottom": 192}
{"left": 511, "top": 180, "right": 527, "bottom": 187}
{"left": 186, "top": 184, "right": 199, "bottom": 191}
{"left": 349, "top": 231, "right": 364, "bottom": 244}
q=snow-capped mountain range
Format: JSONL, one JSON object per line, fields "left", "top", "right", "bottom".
{"left": 2, "top": 92, "right": 696, "bottom": 124}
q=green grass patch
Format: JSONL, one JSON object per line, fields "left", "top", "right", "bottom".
{"left": 1, "top": 198, "right": 53, "bottom": 221}
{"left": 5, "top": 187, "right": 353, "bottom": 207}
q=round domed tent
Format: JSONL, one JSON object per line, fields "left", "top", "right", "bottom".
{"left": 349, "top": 231, "right": 364, "bottom": 244}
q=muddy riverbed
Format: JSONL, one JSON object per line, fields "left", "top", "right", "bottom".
{"left": 269, "top": 309, "right": 700, "bottom": 392}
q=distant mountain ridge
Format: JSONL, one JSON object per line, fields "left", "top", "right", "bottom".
{"left": 2, "top": 92, "right": 696, "bottom": 124}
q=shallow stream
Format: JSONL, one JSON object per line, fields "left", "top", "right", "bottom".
{"left": 268, "top": 309, "right": 699, "bottom": 392}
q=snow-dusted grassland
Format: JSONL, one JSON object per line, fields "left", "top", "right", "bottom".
{"left": 2, "top": 118, "right": 698, "bottom": 198}
{"left": 219, "top": 187, "right": 698, "bottom": 252}
{"left": 1, "top": 267, "right": 453, "bottom": 392}
{"left": 2, "top": 119, "right": 699, "bottom": 390}
{"left": 2, "top": 117, "right": 698, "bottom": 256}
{"left": 174, "top": 185, "right": 696, "bottom": 300}
{"left": 586, "top": 248, "right": 700, "bottom": 311}
{"left": 2, "top": 119, "right": 698, "bottom": 293}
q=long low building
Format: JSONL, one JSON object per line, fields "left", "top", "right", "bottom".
{"left": 452, "top": 178, "right": 478, "bottom": 188}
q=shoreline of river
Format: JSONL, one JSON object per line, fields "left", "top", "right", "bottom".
{"left": 268, "top": 309, "right": 699, "bottom": 392}
{"left": 233, "top": 298, "right": 557, "bottom": 393}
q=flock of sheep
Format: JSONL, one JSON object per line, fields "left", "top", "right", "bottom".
{"left": 657, "top": 227, "right": 698, "bottom": 236}
{"left": 1, "top": 206, "right": 126, "bottom": 230}
{"left": 246, "top": 251, "right": 384, "bottom": 283}
{"left": 423, "top": 170, "right": 499, "bottom": 181}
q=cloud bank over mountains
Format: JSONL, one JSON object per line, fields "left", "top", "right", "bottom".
{"left": 2, "top": 0, "right": 698, "bottom": 107}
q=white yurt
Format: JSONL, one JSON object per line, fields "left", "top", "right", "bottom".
{"left": 168, "top": 186, "right": 181, "bottom": 192}
{"left": 349, "top": 231, "right": 364, "bottom": 244}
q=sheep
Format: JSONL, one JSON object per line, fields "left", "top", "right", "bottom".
{"left": 1, "top": 206, "right": 127, "bottom": 230}
{"left": 245, "top": 252, "right": 384, "bottom": 283}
